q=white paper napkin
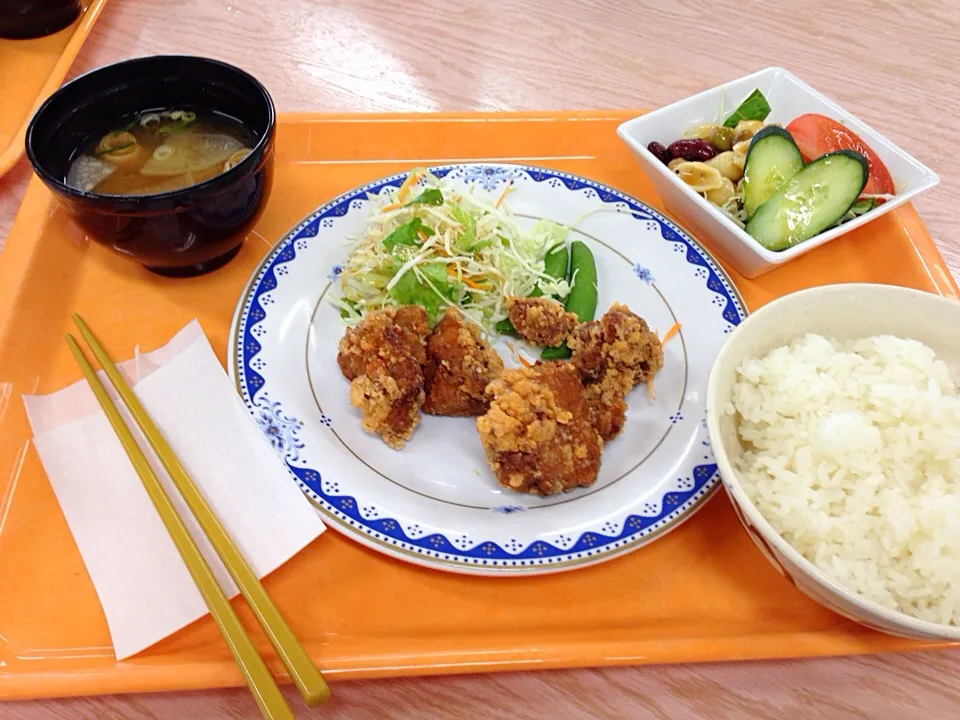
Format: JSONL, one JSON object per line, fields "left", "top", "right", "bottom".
{"left": 22, "top": 320, "right": 325, "bottom": 660}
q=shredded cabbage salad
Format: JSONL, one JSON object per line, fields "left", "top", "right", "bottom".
{"left": 720, "top": 190, "right": 748, "bottom": 227}
{"left": 335, "top": 168, "right": 572, "bottom": 333}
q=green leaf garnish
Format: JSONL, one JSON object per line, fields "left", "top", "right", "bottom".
{"left": 388, "top": 262, "right": 450, "bottom": 321}
{"left": 405, "top": 188, "right": 444, "bottom": 206}
{"left": 722, "top": 89, "right": 771, "bottom": 128}
{"left": 421, "top": 263, "right": 453, "bottom": 296}
{"left": 382, "top": 218, "right": 433, "bottom": 250}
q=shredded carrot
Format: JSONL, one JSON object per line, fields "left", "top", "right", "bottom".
{"left": 418, "top": 229, "right": 429, "bottom": 241}
{"left": 396, "top": 171, "right": 421, "bottom": 202}
{"left": 504, "top": 340, "right": 532, "bottom": 368}
{"left": 661, "top": 322, "right": 682, "bottom": 344}
{"left": 446, "top": 266, "right": 489, "bottom": 289}
{"left": 645, "top": 324, "right": 679, "bottom": 402}
{"left": 494, "top": 180, "right": 512, "bottom": 208}
{"left": 381, "top": 201, "right": 402, "bottom": 212}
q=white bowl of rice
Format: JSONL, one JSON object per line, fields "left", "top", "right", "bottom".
{"left": 707, "top": 283, "right": 960, "bottom": 641}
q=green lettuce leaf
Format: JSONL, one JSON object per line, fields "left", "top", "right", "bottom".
{"left": 388, "top": 262, "right": 451, "bottom": 320}
{"left": 451, "top": 205, "right": 479, "bottom": 251}
{"left": 405, "top": 188, "right": 444, "bottom": 206}
{"left": 382, "top": 218, "right": 434, "bottom": 251}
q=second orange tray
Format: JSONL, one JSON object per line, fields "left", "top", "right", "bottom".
{"left": 0, "top": 0, "right": 110, "bottom": 177}
{"left": 0, "top": 111, "right": 955, "bottom": 701}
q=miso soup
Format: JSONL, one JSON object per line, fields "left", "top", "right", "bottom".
{"left": 65, "top": 109, "right": 254, "bottom": 195}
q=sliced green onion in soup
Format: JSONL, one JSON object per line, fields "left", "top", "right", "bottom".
{"left": 155, "top": 110, "right": 198, "bottom": 137}
{"left": 152, "top": 144, "right": 176, "bottom": 162}
{"left": 140, "top": 113, "right": 162, "bottom": 128}
{"left": 94, "top": 131, "right": 141, "bottom": 165}
{"left": 94, "top": 142, "right": 135, "bottom": 158}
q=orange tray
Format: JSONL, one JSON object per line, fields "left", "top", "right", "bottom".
{"left": 0, "top": 0, "right": 110, "bottom": 178}
{"left": 0, "top": 111, "right": 956, "bottom": 701}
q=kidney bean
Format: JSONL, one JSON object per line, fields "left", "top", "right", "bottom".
{"left": 647, "top": 141, "right": 672, "bottom": 165}
{"left": 667, "top": 138, "right": 717, "bottom": 162}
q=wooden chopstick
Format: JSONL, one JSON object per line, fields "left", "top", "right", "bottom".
{"left": 71, "top": 314, "right": 330, "bottom": 707}
{"left": 65, "top": 334, "right": 295, "bottom": 720}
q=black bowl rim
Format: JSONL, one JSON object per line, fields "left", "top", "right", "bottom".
{"left": 25, "top": 54, "right": 276, "bottom": 206}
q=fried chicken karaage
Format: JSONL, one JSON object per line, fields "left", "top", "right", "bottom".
{"left": 566, "top": 303, "right": 663, "bottom": 442}
{"left": 506, "top": 296, "right": 578, "bottom": 348}
{"left": 337, "top": 306, "right": 429, "bottom": 381}
{"left": 423, "top": 307, "right": 504, "bottom": 416}
{"left": 337, "top": 306, "right": 430, "bottom": 449}
{"left": 583, "top": 381, "right": 628, "bottom": 443}
{"left": 477, "top": 362, "right": 602, "bottom": 495}
{"left": 568, "top": 302, "right": 664, "bottom": 393}
{"left": 348, "top": 354, "right": 424, "bottom": 450}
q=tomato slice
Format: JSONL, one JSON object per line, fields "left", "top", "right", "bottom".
{"left": 785, "top": 113, "right": 895, "bottom": 195}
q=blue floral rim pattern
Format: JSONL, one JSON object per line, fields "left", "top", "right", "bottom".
{"left": 233, "top": 164, "right": 747, "bottom": 570}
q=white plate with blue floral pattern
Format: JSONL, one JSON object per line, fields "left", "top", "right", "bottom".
{"left": 228, "top": 164, "right": 747, "bottom": 575}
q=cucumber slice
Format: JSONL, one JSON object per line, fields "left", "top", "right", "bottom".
{"left": 828, "top": 197, "right": 879, "bottom": 229}
{"left": 745, "top": 150, "right": 868, "bottom": 251}
{"left": 742, "top": 127, "right": 805, "bottom": 218}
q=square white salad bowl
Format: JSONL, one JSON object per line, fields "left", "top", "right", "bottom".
{"left": 617, "top": 67, "right": 939, "bottom": 279}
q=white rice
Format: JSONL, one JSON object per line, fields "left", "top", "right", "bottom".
{"left": 726, "top": 333, "right": 960, "bottom": 626}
